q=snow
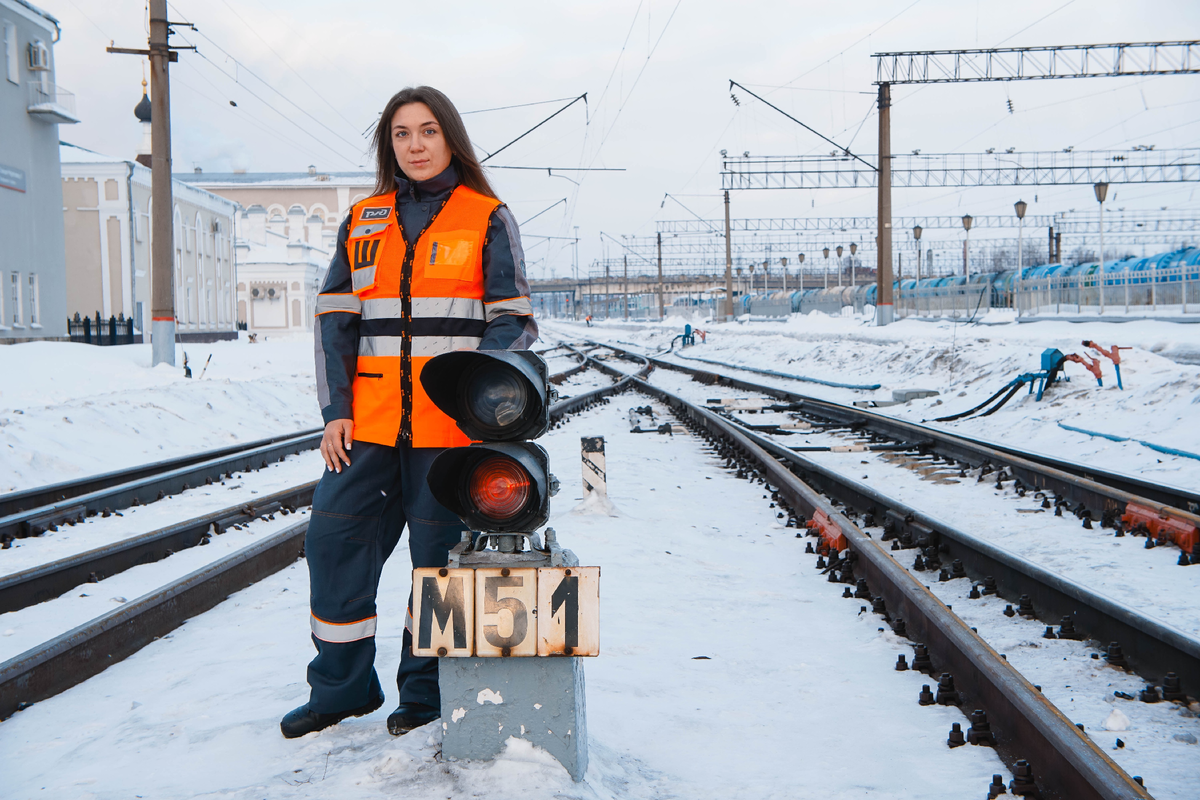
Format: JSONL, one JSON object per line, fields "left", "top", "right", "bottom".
{"left": 0, "top": 387, "right": 1012, "bottom": 799}
{"left": 545, "top": 312, "right": 1200, "bottom": 494}
{"left": 0, "top": 337, "right": 322, "bottom": 494}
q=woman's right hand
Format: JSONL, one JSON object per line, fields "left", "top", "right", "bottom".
{"left": 320, "top": 419, "right": 354, "bottom": 473}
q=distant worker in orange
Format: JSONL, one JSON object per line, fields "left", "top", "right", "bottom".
{"left": 280, "top": 86, "right": 537, "bottom": 740}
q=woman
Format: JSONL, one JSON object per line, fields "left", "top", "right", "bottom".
{"left": 281, "top": 86, "right": 538, "bottom": 739}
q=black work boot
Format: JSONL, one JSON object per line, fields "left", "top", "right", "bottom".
{"left": 387, "top": 702, "right": 440, "bottom": 735}
{"left": 280, "top": 690, "right": 384, "bottom": 739}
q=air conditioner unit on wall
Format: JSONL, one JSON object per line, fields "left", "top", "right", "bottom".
{"left": 27, "top": 40, "right": 49, "bottom": 71}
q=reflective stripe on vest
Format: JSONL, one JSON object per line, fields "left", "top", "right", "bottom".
{"left": 359, "top": 335, "right": 483, "bottom": 358}
{"left": 351, "top": 265, "right": 377, "bottom": 293}
{"left": 345, "top": 185, "right": 501, "bottom": 447}
{"left": 362, "top": 297, "right": 485, "bottom": 321}
{"left": 311, "top": 613, "right": 377, "bottom": 643}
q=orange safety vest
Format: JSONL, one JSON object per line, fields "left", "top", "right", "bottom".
{"left": 347, "top": 185, "right": 500, "bottom": 448}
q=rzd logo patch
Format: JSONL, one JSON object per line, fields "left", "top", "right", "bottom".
{"left": 360, "top": 207, "right": 391, "bottom": 222}
{"left": 353, "top": 239, "right": 381, "bottom": 269}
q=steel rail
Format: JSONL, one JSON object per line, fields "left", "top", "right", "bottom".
{"left": 0, "top": 432, "right": 324, "bottom": 543}
{"left": 593, "top": 341, "right": 1200, "bottom": 524}
{"left": 736, "top": 423, "right": 1200, "bottom": 701}
{"left": 0, "top": 482, "right": 318, "bottom": 616}
{"left": 0, "top": 358, "right": 609, "bottom": 546}
{"left": 0, "top": 518, "right": 310, "bottom": 721}
{"left": 0, "top": 359, "right": 616, "bottom": 721}
{"left": 587, "top": 361, "right": 1149, "bottom": 800}
{"left": 0, "top": 428, "right": 322, "bottom": 519}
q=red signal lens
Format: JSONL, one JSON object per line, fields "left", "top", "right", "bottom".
{"left": 468, "top": 456, "right": 531, "bottom": 521}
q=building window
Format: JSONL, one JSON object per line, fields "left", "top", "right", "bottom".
{"left": 3, "top": 21, "right": 16, "bottom": 86}
{"left": 10, "top": 272, "right": 23, "bottom": 327}
{"left": 27, "top": 273, "right": 38, "bottom": 327}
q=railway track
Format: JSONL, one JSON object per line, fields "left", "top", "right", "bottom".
{"left": 594, "top": 339, "right": 1200, "bottom": 540}
{"left": 0, "top": 355, "right": 619, "bottom": 722}
{"left": 574, "top": 341, "right": 1193, "bottom": 800}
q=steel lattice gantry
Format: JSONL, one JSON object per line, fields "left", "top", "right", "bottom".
{"left": 874, "top": 41, "right": 1200, "bottom": 84}
{"left": 657, "top": 210, "right": 1200, "bottom": 234}
{"left": 720, "top": 150, "right": 1200, "bottom": 191}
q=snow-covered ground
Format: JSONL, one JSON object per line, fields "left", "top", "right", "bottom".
{"left": 0, "top": 393, "right": 1013, "bottom": 799}
{"left": 544, "top": 313, "right": 1200, "bottom": 496}
{"left": 0, "top": 335, "right": 321, "bottom": 494}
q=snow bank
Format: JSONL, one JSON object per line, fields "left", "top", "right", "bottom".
{"left": 0, "top": 336, "right": 321, "bottom": 493}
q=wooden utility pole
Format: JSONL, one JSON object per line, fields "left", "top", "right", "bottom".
{"left": 875, "top": 82, "right": 894, "bottom": 326}
{"left": 723, "top": 190, "right": 733, "bottom": 321}
{"left": 656, "top": 232, "right": 664, "bottom": 320}
{"left": 108, "top": 0, "right": 179, "bottom": 365}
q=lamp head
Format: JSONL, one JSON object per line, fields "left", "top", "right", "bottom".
{"left": 850, "top": 243, "right": 857, "bottom": 255}
{"left": 913, "top": 225, "right": 922, "bottom": 241}
{"left": 823, "top": 247, "right": 830, "bottom": 259}
{"left": 1093, "top": 182, "right": 1109, "bottom": 204}
{"left": 836, "top": 246, "right": 844, "bottom": 258}
{"left": 1014, "top": 199, "right": 1028, "bottom": 219}
{"left": 962, "top": 214, "right": 973, "bottom": 231}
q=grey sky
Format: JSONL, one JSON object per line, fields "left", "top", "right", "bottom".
{"left": 46, "top": 0, "right": 1200, "bottom": 279}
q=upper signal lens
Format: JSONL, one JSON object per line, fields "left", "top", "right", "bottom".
{"left": 464, "top": 362, "right": 530, "bottom": 436}
{"left": 468, "top": 456, "right": 531, "bottom": 521}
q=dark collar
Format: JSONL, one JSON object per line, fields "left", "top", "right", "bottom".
{"left": 394, "top": 161, "right": 458, "bottom": 202}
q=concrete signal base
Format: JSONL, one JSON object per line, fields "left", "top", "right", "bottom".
{"left": 439, "top": 656, "right": 588, "bottom": 781}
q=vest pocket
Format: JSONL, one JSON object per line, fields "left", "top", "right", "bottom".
{"left": 421, "top": 229, "right": 480, "bottom": 282}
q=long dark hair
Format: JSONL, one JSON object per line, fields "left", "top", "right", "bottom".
{"left": 371, "top": 86, "right": 498, "bottom": 200}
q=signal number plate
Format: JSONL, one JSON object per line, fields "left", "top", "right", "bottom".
{"left": 537, "top": 567, "right": 600, "bottom": 656}
{"left": 411, "top": 568, "right": 475, "bottom": 657}
{"left": 474, "top": 568, "right": 538, "bottom": 657}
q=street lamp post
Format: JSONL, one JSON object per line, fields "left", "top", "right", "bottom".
{"left": 962, "top": 215, "right": 973, "bottom": 281}
{"left": 1014, "top": 200, "right": 1027, "bottom": 316}
{"left": 823, "top": 247, "right": 830, "bottom": 290}
{"left": 913, "top": 225, "right": 922, "bottom": 281}
{"left": 1094, "top": 181, "right": 1108, "bottom": 315}
{"left": 836, "top": 245, "right": 844, "bottom": 288}
{"left": 849, "top": 243, "right": 858, "bottom": 288}
{"left": 781, "top": 256, "right": 788, "bottom": 294}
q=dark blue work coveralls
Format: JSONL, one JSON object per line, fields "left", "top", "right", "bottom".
{"left": 306, "top": 163, "right": 538, "bottom": 714}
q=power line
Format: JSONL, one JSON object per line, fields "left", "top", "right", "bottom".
{"left": 462, "top": 97, "right": 581, "bottom": 115}
{"left": 520, "top": 198, "right": 567, "bottom": 227}
{"left": 167, "top": 2, "right": 366, "bottom": 162}
{"left": 995, "top": 0, "right": 1076, "bottom": 47}
{"left": 480, "top": 94, "right": 588, "bottom": 163}
{"left": 211, "top": 0, "right": 366, "bottom": 138}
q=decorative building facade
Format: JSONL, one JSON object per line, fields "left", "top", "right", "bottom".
{"left": 0, "top": 0, "right": 77, "bottom": 342}
{"left": 60, "top": 142, "right": 239, "bottom": 341}
{"left": 176, "top": 169, "right": 373, "bottom": 331}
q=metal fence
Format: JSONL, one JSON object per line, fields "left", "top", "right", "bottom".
{"left": 1015, "top": 264, "right": 1199, "bottom": 316}
{"left": 896, "top": 283, "right": 992, "bottom": 319}
{"left": 68, "top": 313, "right": 138, "bottom": 346}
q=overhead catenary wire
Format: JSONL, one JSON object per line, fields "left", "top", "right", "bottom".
{"left": 209, "top": 0, "right": 366, "bottom": 140}
{"left": 479, "top": 94, "right": 588, "bottom": 163}
{"left": 166, "top": 3, "right": 367, "bottom": 165}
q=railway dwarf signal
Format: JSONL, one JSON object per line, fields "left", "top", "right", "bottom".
{"left": 414, "top": 349, "right": 599, "bottom": 659}
{"left": 416, "top": 349, "right": 598, "bottom": 780}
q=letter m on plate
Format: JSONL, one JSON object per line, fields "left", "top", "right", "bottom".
{"left": 411, "top": 568, "right": 474, "bottom": 657}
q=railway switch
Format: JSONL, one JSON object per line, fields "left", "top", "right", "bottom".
{"left": 416, "top": 350, "right": 599, "bottom": 781}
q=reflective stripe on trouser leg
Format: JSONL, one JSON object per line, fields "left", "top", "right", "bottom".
{"left": 311, "top": 613, "right": 378, "bottom": 643}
